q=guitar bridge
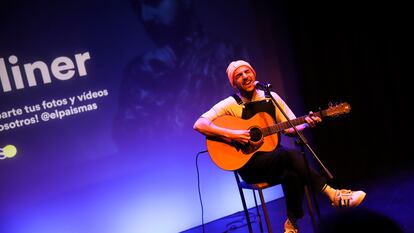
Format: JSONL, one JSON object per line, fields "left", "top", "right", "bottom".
{"left": 240, "top": 140, "right": 264, "bottom": 154}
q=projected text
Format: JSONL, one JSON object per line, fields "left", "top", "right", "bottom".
{"left": 0, "top": 89, "right": 108, "bottom": 132}
{"left": 0, "top": 52, "right": 91, "bottom": 92}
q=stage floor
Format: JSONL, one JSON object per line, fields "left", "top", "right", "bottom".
{"left": 182, "top": 168, "right": 413, "bottom": 233}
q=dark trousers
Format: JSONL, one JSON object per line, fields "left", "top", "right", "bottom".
{"left": 238, "top": 146, "right": 326, "bottom": 220}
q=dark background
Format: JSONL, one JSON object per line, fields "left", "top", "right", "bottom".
{"left": 255, "top": 1, "right": 408, "bottom": 184}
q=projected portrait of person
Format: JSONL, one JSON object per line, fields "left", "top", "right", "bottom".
{"left": 113, "top": 0, "right": 251, "bottom": 149}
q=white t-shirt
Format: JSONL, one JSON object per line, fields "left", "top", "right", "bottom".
{"left": 201, "top": 89, "right": 296, "bottom": 123}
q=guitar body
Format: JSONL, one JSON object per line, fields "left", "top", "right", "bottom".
{"left": 205, "top": 102, "right": 351, "bottom": 171}
{"left": 206, "top": 112, "right": 279, "bottom": 171}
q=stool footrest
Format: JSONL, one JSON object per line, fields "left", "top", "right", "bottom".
{"left": 239, "top": 181, "right": 272, "bottom": 189}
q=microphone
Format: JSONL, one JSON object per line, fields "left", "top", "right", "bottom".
{"left": 0, "top": 144, "right": 17, "bottom": 160}
{"left": 254, "top": 81, "right": 272, "bottom": 90}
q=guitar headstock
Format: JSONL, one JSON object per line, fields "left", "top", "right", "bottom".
{"left": 323, "top": 102, "right": 351, "bottom": 117}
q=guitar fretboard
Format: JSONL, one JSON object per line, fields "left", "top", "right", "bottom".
{"left": 261, "top": 112, "right": 323, "bottom": 136}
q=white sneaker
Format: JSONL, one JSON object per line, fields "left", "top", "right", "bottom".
{"left": 331, "top": 189, "right": 366, "bottom": 207}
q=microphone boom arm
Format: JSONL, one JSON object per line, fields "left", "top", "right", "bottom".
{"left": 260, "top": 83, "right": 333, "bottom": 179}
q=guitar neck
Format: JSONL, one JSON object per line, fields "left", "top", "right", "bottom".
{"left": 262, "top": 111, "right": 323, "bottom": 136}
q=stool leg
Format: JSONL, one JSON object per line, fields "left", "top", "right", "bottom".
{"left": 238, "top": 188, "right": 253, "bottom": 233}
{"left": 234, "top": 172, "right": 253, "bottom": 233}
{"left": 258, "top": 190, "right": 272, "bottom": 233}
{"left": 252, "top": 190, "right": 264, "bottom": 232}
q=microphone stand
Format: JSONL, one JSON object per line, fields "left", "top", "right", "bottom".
{"left": 261, "top": 84, "right": 333, "bottom": 228}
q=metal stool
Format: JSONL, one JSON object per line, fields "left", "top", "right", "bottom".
{"left": 234, "top": 171, "right": 274, "bottom": 233}
{"left": 235, "top": 172, "right": 318, "bottom": 233}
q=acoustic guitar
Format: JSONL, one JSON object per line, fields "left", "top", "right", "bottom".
{"left": 206, "top": 102, "right": 351, "bottom": 171}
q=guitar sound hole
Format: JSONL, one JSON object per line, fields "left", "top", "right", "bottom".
{"left": 249, "top": 128, "right": 263, "bottom": 142}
